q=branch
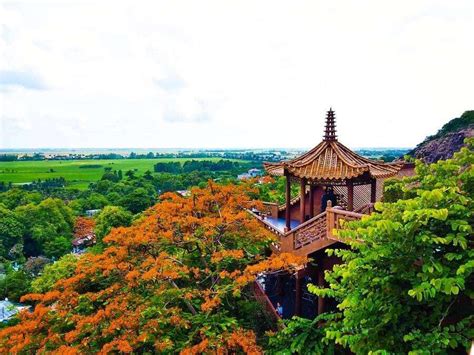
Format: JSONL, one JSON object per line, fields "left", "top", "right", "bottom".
{"left": 438, "top": 297, "right": 457, "bottom": 328}
{"left": 168, "top": 279, "right": 197, "bottom": 316}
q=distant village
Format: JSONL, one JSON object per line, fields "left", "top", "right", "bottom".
{"left": 0, "top": 147, "right": 409, "bottom": 163}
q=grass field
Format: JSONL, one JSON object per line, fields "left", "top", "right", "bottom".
{"left": 0, "top": 158, "right": 241, "bottom": 189}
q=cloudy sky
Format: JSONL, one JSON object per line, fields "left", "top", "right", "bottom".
{"left": 0, "top": 1, "right": 473, "bottom": 149}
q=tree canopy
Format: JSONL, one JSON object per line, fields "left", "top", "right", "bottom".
{"left": 302, "top": 139, "right": 473, "bottom": 354}
{"left": 0, "top": 182, "right": 306, "bottom": 353}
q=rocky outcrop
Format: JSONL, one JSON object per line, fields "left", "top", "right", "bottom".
{"left": 409, "top": 111, "right": 473, "bottom": 163}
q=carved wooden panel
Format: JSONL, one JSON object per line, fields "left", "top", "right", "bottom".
{"left": 294, "top": 214, "right": 327, "bottom": 249}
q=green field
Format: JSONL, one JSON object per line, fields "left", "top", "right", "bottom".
{"left": 0, "top": 158, "right": 240, "bottom": 189}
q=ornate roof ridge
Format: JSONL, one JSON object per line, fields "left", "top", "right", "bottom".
{"left": 263, "top": 109, "right": 403, "bottom": 180}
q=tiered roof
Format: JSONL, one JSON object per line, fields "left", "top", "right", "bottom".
{"left": 264, "top": 109, "right": 402, "bottom": 181}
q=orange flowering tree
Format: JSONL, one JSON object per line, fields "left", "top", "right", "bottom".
{"left": 73, "top": 217, "right": 95, "bottom": 239}
{"left": 0, "top": 182, "right": 306, "bottom": 354}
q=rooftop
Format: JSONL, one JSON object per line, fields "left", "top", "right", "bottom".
{"left": 264, "top": 109, "right": 403, "bottom": 181}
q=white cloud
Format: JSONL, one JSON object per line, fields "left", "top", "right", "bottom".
{"left": 0, "top": 0, "right": 473, "bottom": 149}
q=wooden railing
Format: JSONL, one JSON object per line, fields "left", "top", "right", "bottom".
{"left": 249, "top": 202, "right": 370, "bottom": 256}
{"left": 326, "top": 207, "right": 364, "bottom": 241}
{"left": 278, "top": 212, "right": 334, "bottom": 256}
{"left": 247, "top": 209, "right": 284, "bottom": 237}
{"left": 262, "top": 202, "right": 279, "bottom": 218}
{"left": 354, "top": 203, "right": 375, "bottom": 215}
{"left": 293, "top": 212, "right": 327, "bottom": 249}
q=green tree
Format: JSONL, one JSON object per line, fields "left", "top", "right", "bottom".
{"left": 81, "top": 192, "right": 109, "bottom": 210}
{"left": 0, "top": 269, "right": 31, "bottom": 302}
{"left": 43, "top": 236, "right": 71, "bottom": 259}
{"left": 0, "top": 189, "right": 42, "bottom": 209}
{"left": 0, "top": 205, "right": 24, "bottom": 259}
{"left": 30, "top": 254, "right": 77, "bottom": 293}
{"left": 94, "top": 206, "right": 133, "bottom": 242}
{"left": 119, "top": 187, "right": 155, "bottom": 214}
{"left": 16, "top": 198, "right": 74, "bottom": 257}
{"left": 309, "top": 139, "right": 473, "bottom": 354}
{"left": 266, "top": 314, "right": 341, "bottom": 354}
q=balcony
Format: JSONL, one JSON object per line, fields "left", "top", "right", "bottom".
{"left": 250, "top": 203, "right": 373, "bottom": 256}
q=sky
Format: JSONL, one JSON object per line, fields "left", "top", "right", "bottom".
{"left": 0, "top": 1, "right": 473, "bottom": 149}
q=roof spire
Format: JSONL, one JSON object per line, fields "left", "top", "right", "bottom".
{"left": 323, "top": 108, "right": 337, "bottom": 141}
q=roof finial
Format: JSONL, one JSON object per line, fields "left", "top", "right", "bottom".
{"left": 323, "top": 108, "right": 337, "bottom": 141}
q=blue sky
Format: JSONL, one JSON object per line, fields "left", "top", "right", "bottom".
{"left": 0, "top": 0, "right": 473, "bottom": 149}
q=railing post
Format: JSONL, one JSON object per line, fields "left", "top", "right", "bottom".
{"left": 280, "top": 232, "right": 294, "bottom": 252}
{"left": 326, "top": 201, "right": 334, "bottom": 239}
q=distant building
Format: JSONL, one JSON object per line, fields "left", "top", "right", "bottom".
{"left": 237, "top": 168, "right": 263, "bottom": 180}
{"left": 72, "top": 233, "right": 96, "bottom": 254}
{"left": 85, "top": 209, "right": 101, "bottom": 217}
{"left": 176, "top": 190, "right": 191, "bottom": 197}
{"left": 0, "top": 299, "right": 29, "bottom": 322}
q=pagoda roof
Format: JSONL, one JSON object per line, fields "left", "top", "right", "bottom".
{"left": 264, "top": 109, "right": 403, "bottom": 181}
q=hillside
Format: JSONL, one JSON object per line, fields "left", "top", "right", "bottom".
{"left": 409, "top": 111, "right": 474, "bottom": 163}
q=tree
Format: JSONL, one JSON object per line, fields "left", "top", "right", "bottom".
{"left": 94, "top": 206, "right": 133, "bottom": 242}
{"left": 0, "top": 269, "right": 30, "bottom": 302}
{"left": 125, "top": 170, "right": 136, "bottom": 180}
{"left": 0, "top": 205, "right": 24, "bottom": 259}
{"left": 15, "top": 198, "right": 74, "bottom": 257}
{"left": 0, "top": 183, "right": 306, "bottom": 353}
{"left": 119, "top": 187, "right": 155, "bottom": 214}
{"left": 30, "top": 254, "right": 77, "bottom": 293}
{"left": 0, "top": 189, "right": 42, "bottom": 210}
{"left": 73, "top": 217, "right": 95, "bottom": 239}
{"left": 308, "top": 139, "right": 473, "bottom": 354}
{"left": 266, "top": 313, "right": 341, "bottom": 354}
{"left": 23, "top": 256, "right": 51, "bottom": 277}
{"left": 43, "top": 236, "right": 71, "bottom": 259}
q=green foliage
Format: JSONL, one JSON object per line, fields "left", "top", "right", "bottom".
{"left": 43, "top": 236, "right": 72, "bottom": 259}
{"left": 15, "top": 198, "right": 74, "bottom": 258}
{"left": 308, "top": 138, "right": 474, "bottom": 354}
{"left": 266, "top": 313, "right": 342, "bottom": 354}
{"left": 0, "top": 189, "right": 42, "bottom": 209}
{"left": 119, "top": 187, "right": 155, "bottom": 214}
{"left": 0, "top": 205, "right": 24, "bottom": 259}
{"left": 30, "top": 254, "right": 77, "bottom": 293}
{"left": 94, "top": 206, "right": 133, "bottom": 242}
{"left": 0, "top": 268, "right": 31, "bottom": 302}
{"left": 253, "top": 177, "right": 299, "bottom": 204}
{"left": 382, "top": 176, "right": 418, "bottom": 203}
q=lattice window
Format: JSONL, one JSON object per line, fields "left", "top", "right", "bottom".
{"left": 333, "top": 179, "right": 384, "bottom": 211}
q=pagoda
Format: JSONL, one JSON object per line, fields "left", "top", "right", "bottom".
{"left": 252, "top": 109, "right": 408, "bottom": 319}
{"left": 261, "top": 108, "right": 403, "bottom": 232}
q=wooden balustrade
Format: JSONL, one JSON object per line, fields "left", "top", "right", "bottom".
{"left": 262, "top": 202, "right": 279, "bottom": 218}
{"left": 354, "top": 203, "right": 375, "bottom": 215}
{"left": 249, "top": 203, "right": 367, "bottom": 256}
{"left": 326, "top": 207, "right": 364, "bottom": 241}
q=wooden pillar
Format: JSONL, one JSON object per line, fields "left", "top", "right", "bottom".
{"left": 370, "top": 178, "right": 377, "bottom": 203}
{"left": 295, "top": 275, "right": 302, "bottom": 316}
{"left": 300, "top": 178, "right": 306, "bottom": 224}
{"left": 317, "top": 267, "right": 325, "bottom": 315}
{"left": 309, "top": 184, "right": 314, "bottom": 218}
{"left": 285, "top": 172, "right": 291, "bottom": 231}
{"left": 347, "top": 180, "right": 354, "bottom": 211}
